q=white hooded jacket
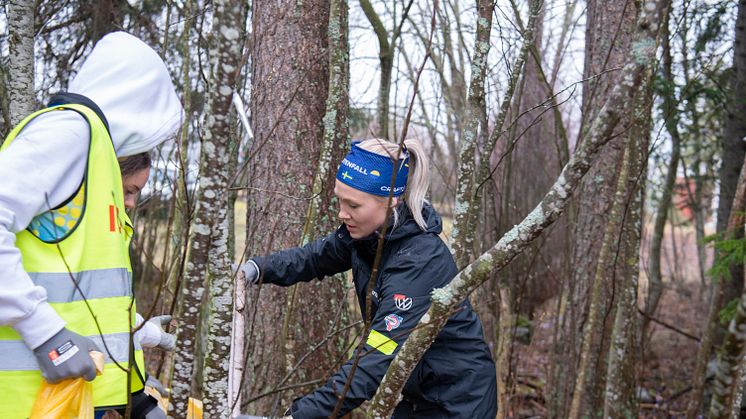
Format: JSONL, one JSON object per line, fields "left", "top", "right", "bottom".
{"left": 0, "top": 32, "right": 183, "bottom": 349}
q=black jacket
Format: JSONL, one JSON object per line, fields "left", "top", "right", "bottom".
{"left": 253, "top": 203, "right": 497, "bottom": 418}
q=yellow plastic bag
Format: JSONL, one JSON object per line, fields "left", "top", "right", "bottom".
{"left": 29, "top": 351, "right": 104, "bottom": 419}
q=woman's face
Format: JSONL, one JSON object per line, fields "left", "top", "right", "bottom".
{"left": 334, "top": 180, "right": 396, "bottom": 239}
{"left": 122, "top": 167, "right": 150, "bottom": 209}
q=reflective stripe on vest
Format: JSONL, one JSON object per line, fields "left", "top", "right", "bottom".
{"left": 0, "top": 104, "right": 146, "bottom": 417}
{"left": 0, "top": 333, "right": 143, "bottom": 371}
{"left": 29, "top": 268, "right": 131, "bottom": 303}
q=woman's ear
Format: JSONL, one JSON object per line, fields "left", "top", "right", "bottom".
{"left": 390, "top": 197, "right": 399, "bottom": 208}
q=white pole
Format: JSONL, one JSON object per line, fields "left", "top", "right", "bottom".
{"left": 228, "top": 271, "right": 247, "bottom": 418}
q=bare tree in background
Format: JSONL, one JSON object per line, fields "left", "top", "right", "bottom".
{"left": 487, "top": 2, "right": 570, "bottom": 414}
{"left": 359, "top": 0, "right": 413, "bottom": 139}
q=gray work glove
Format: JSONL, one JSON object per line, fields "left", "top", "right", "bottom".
{"left": 149, "top": 315, "right": 176, "bottom": 352}
{"left": 145, "top": 374, "right": 169, "bottom": 398}
{"left": 234, "top": 260, "right": 260, "bottom": 285}
{"left": 33, "top": 328, "right": 101, "bottom": 383}
{"left": 148, "top": 314, "right": 176, "bottom": 352}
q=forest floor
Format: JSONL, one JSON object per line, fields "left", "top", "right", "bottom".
{"left": 508, "top": 277, "right": 708, "bottom": 417}
{"left": 508, "top": 220, "right": 715, "bottom": 418}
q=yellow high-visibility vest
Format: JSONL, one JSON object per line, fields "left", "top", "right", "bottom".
{"left": 0, "top": 103, "right": 146, "bottom": 417}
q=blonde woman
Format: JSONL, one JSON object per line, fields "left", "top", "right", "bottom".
{"left": 238, "top": 139, "right": 497, "bottom": 418}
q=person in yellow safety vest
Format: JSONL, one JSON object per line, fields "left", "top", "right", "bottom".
{"left": 88, "top": 152, "right": 175, "bottom": 419}
{"left": 0, "top": 31, "right": 183, "bottom": 418}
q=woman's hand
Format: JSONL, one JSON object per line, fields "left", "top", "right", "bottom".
{"left": 234, "top": 260, "right": 260, "bottom": 285}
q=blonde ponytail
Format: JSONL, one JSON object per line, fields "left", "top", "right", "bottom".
{"left": 356, "top": 138, "right": 430, "bottom": 230}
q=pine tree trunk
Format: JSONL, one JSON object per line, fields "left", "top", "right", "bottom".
{"left": 569, "top": 134, "right": 634, "bottom": 419}
{"left": 245, "top": 0, "right": 349, "bottom": 414}
{"left": 718, "top": 0, "right": 746, "bottom": 342}
{"left": 688, "top": 1, "right": 746, "bottom": 414}
{"left": 554, "top": 0, "right": 639, "bottom": 415}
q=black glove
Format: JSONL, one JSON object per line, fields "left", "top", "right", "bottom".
{"left": 33, "top": 328, "right": 101, "bottom": 383}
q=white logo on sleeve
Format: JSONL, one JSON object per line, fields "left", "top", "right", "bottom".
{"left": 393, "top": 294, "right": 412, "bottom": 311}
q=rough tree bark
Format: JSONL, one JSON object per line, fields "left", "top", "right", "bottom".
{"left": 245, "top": 0, "right": 349, "bottom": 415}
{"left": 366, "top": 1, "right": 666, "bottom": 415}
{"left": 569, "top": 133, "right": 635, "bottom": 419}
{"left": 603, "top": 67, "right": 653, "bottom": 417}
{"left": 6, "top": 0, "right": 36, "bottom": 128}
{"left": 170, "top": 1, "right": 245, "bottom": 416}
{"left": 551, "top": 0, "right": 639, "bottom": 415}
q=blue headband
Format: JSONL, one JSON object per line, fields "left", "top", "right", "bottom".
{"left": 336, "top": 142, "right": 409, "bottom": 197}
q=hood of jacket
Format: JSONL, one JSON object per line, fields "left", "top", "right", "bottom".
{"left": 68, "top": 31, "right": 183, "bottom": 157}
{"left": 387, "top": 201, "right": 442, "bottom": 240}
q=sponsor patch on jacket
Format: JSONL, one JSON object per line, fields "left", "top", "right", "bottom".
{"left": 393, "top": 294, "right": 412, "bottom": 311}
{"left": 385, "top": 313, "right": 403, "bottom": 331}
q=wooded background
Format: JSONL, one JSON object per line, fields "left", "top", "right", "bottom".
{"left": 0, "top": 0, "right": 744, "bottom": 417}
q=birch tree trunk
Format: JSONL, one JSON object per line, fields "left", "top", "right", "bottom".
{"left": 366, "top": 1, "right": 666, "bottom": 414}
{"left": 170, "top": 1, "right": 245, "bottom": 416}
{"left": 6, "top": 0, "right": 36, "bottom": 128}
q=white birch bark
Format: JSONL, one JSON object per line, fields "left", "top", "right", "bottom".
{"left": 171, "top": 1, "right": 245, "bottom": 417}
{"left": 229, "top": 274, "right": 246, "bottom": 418}
{"left": 7, "top": 0, "right": 36, "bottom": 127}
